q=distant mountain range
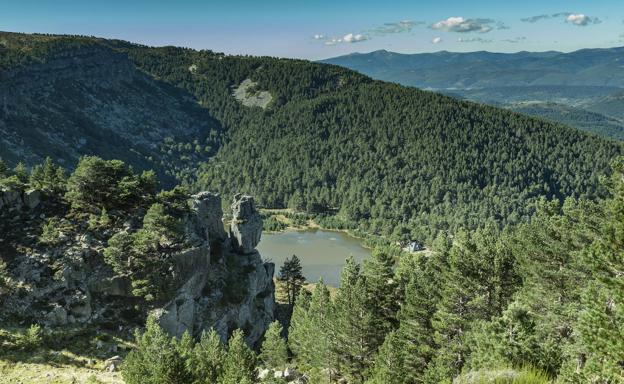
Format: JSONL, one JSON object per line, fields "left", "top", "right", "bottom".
{"left": 322, "top": 47, "right": 624, "bottom": 140}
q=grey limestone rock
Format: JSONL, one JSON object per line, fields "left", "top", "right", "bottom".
{"left": 230, "top": 194, "right": 263, "bottom": 254}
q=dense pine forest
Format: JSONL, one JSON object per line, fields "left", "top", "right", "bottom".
{"left": 1, "top": 32, "right": 624, "bottom": 383}
{"left": 1, "top": 32, "right": 622, "bottom": 243}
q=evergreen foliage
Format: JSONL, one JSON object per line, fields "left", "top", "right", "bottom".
{"left": 277, "top": 255, "right": 305, "bottom": 308}
{"left": 259, "top": 321, "right": 288, "bottom": 370}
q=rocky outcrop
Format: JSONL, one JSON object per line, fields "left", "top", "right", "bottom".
{"left": 230, "top": 194, "right": 263, "bottom": 254}
{"left": 0, "top": 191, "right": 275, "bottom": 347}
{"left": 154, "top": 193, "right": 274, "bottom": 346}
{"left": 0, "top": 188, "right": 43, "bottom": 212}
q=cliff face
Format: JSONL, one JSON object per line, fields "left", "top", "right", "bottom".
{"left": 154, "top": 193, "right": 275, "bottom": 345}
{"left": 0, "top": 190, "right": 275, "bottom": 346}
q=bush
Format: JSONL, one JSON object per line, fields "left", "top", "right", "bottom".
{"left": 39, "top": 218, "right": 61, "bottom": 245}
{"left": 454, "top": 367, "right": 551, "bottom": 384}
{"left": 17, "top": 324, "right": 43, "bottom": 351}
{"left": 262, "top": 215, "right": 287, "bottom": 232}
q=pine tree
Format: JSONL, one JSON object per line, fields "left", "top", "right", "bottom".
{"left": 189, "top": 329, "right": 226, "bottom": 384}
{"left": 425, "top": 231, "right": 491, "bottom": 383}
{"left": 13, "top": 162, "right": 29, "bottom": 184}
{"left": 122, "top": 317, "right": 191, "bottom": 384}
{"left": 366, "top": 331, "right": 405, "bottom": 384}
{"left": 289, "top": 280, "right": 334, "bottom": 379}
{"left": 565, "top": 158, "right": 624, "bottom": 382}
{"left": 331, "top": 256, "right": 376, "bottom": 383}
{"left": 278, "top": 255, "right": 306, "bottom": 308}
{"left": 260, "top": 321, "right": 288, "bottom": 370}
{"left": 220, "top": 330, "right": 256, "bottom": 384}
{"left": 362, "top": 249, "right": 399, "bottom": 350}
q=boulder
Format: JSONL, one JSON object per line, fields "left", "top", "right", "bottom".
{"left": 257, "top": 368, "right": 270, "bottom": 380}
{"left": 230, "top": 194, "right": 263, "bottom": 254}
{"left": 104, "top": 355, "right": 123, "bottom": 372}
{"left": 284, "top": 367, "right": 300, "bottom": 379}
{"left": 45, "top": 306, "right": 68, "bottom": 326}
{"left": 23, "top": 189, "right": 41, "bottom": 210}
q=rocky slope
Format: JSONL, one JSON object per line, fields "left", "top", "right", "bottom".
{"left": 0, "top": 34, "right": 222, "bottom": 184}
{"left": 0, "top": 189, "right": 275, "bottom": 346}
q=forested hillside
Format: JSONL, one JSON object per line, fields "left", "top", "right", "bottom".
{"left": 1, "top": 32, "right": 624, "bottom": 384}
{"left": 323, "top": 49, "right": 624, "bottom": 140}
{"left": 1, "top": 31, "right": 622, "bottom": 242}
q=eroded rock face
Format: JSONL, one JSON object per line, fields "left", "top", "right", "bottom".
{"left": 230, "top": 194, "right": 263, "bottom": 254}
{"left": 1, "top": 191, "right": 275, "bottom": 347}
{"left": 152, "top": 192, "right": 274, "bottom": 346}
{"left": 189, "top": 191, "right": 227, "bottom": 244}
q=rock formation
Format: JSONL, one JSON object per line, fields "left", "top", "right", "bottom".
{"left": 230, "top": 194, "right": 263, "bottom": 254}
{"left": 0, "top": 190, "right": 275, "bottom": 347}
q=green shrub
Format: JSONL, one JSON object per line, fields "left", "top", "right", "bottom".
{"left": 455, "top": 367, "right": 551, "bottom": 384}
{"left": 38, "top": 218, "right": 61, "bottom": 245}
{"left": 17, "top": 324, "right": 43, "bottom": 351}
{"left": 262, "top": 215, "right": 287, "bottom": 232}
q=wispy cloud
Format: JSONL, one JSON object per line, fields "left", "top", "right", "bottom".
{"left": 432, "top": 37, "right": 443, "bottom": 44}
{"left": 502, "top": 37, "right": 527, "bottom": 43}
{"left": 457, "top": 37, "right": 493, "bottom": 43}
{"left": 521, "top": 12, "right": 601, "bottom": 26}
{"left": 521, "top": 14, "right": 551, "bottom": 23}
{"left": 430, "top": 17, "right": 496, "bottom": 33}
{"left": 369, "top": 20, "right": 425, "bottom": 36}
{"left": 317, "top": 19, "right": 425, "bottom": 47}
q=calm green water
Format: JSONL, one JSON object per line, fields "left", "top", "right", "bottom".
{"left": 256, "top": 229, "right": 371, "bottom": 287}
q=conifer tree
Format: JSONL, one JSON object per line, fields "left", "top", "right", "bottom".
{"left": 278, "top": 255, "right": 306, "bottom": 308}
{"left": 260, "top": 321, "right": 288, "bottom": 370}
{"left": 331, "top": 256, "right": 376, "bottom": 383}
{"left": 188, "top": 329, "right": 225, "bottom": 384}
{"left": 289, "top": 280, "right": 334, "bottom": 379}
{"left": 122, "top": 317, "right": 192, "bottom": 384}
{"left": 362, "top": 249, "right": 399, "bottom": 350}
{"left": 220, "top": 330, "right": 256, "bottom": 384}
{"left": 566, "top": 158, "right": 624, "bottom": 381}
{"left": 13, "top": 162, "right": 29, "bottom": 184}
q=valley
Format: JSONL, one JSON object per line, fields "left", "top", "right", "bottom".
{"left": 0, "top": 29, "right": 623, "bottom": 384}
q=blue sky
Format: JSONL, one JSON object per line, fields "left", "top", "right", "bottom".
{"left": 2, "top": 0, "right": 623, "bottom": 59}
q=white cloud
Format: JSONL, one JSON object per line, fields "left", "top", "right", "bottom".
{"left": 431, "top": 17, "right": 495, "bottom": 33}
{"left": 432, "top": 37, "right": 442, "bottom": 44}
{"left": 313, "top": 34, "right": 325, "bottom": 40}
{"left": 343, "top": 33, "right": 367, "bottom": 43}
{"left": 566, "top": 13, "right": 601, "bottom": 26}
{"left": 323, "top": 33, "right": 368, "bottom": 46}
